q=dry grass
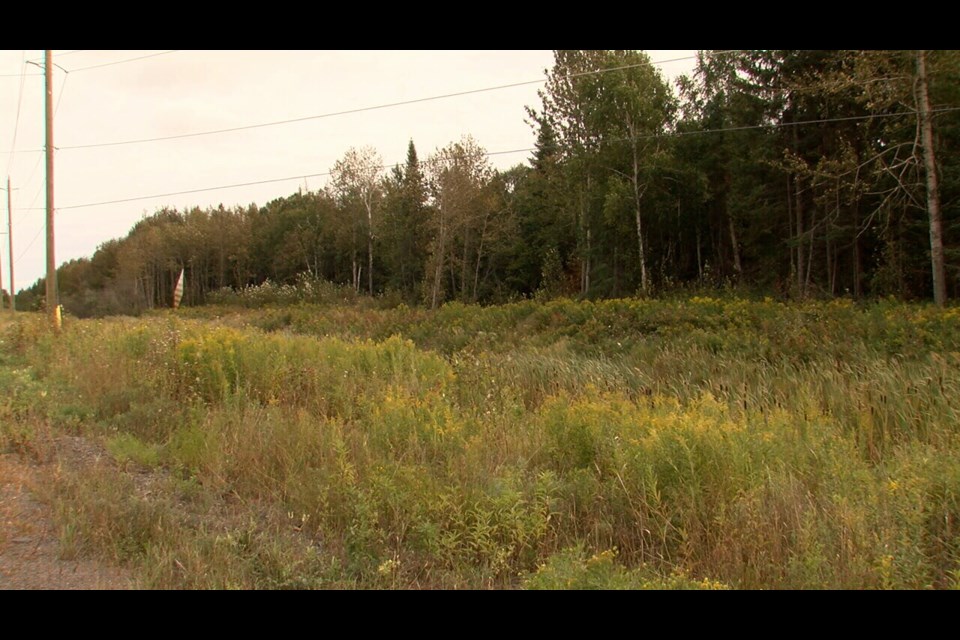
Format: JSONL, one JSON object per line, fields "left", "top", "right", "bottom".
{"left": 3, "top": 298, "right": 960, "bottom": 589}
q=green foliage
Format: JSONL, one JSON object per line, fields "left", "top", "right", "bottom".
{"left": 106, "top": 433, "right": 162, "bottom": 469}
{"left": 524, "top": 546, "right": 729, "bottom": 590}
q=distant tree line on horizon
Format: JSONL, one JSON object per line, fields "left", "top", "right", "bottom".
{"left": 13, "top": 50, "right": 960, "bottom": 316}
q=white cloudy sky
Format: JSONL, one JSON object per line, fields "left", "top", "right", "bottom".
{"left": 0, "top": 50, "right": 697, "bottom": 294}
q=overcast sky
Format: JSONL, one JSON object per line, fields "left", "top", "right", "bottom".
{"left": 0, "top": 50, "right": 697, "bottom": 294}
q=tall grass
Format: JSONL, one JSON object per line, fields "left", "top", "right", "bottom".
{"left": 3, "top": 297, "right": 960, "bottom": 588}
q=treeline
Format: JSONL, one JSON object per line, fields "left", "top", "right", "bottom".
{"left": 16, "top": 50, "right": 960, "bottom": 316}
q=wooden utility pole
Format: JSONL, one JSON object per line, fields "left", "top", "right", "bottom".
{"left": 917, "top": 50, "right": 946, "bottom": 307}
{"left": 45, "top": 50, "right": 59, "bottom": 329}
{"left": 0, "top": 178, "right": 13, "bottom": 311}
{"left": 6, "top": 177, "right": 14, "bottom": 311}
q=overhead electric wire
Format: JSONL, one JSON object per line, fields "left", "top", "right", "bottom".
{"left": 55, "top": 87, "right": 545, "bottom": 150}
{"left": 24, "top": 50, "right": 86, "bottom": 65}
{"left": 28, "top": 147, "right": 559, "bottom": 211}
{"left": 65, "top": 50, "right": 179, "bottom": 73}
{"left": 16, "top": 49, "right": 937, "bottom": 154}
{"left": 7, "top": 49, "right": 170, "bottom": 77}
{"left": 13, "top": 51, "right": 960, "bottom": 218}
{"left": 48, "top": 51, "right": 739, "bottom": 152}
{"left": 667, "top": 105, "right": 960, "bottom": 138}
{"left": 27, "top": 105, "right": 960, "bottom": 213}
{"left": 12, "top": 72, "right": 68, "bottom": 225}
{"left": 16, "top": 223, "right": 43, "bottom": 265}
{"left": 5, "top": 50, "right": 27, "bottom": 176}
{"left": 40, "top": 48, "right": 944, "bottom": 153}
{"left": 58, "top": 172, "right": 338, "bottom": 209}
{"left": 13, "top": 176, "right": 45, "bottom": 266}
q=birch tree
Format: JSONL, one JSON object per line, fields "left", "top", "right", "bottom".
{"left": 331, "top": 146, "right": 383, "bottom": 294}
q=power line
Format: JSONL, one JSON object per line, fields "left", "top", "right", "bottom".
{"left": 57, "top": 172, "right": 338, "bottom": 210}
{"left": 25, "top": 50, "right": 86, "bottom": 64}
{"left": 11, "top": 72, "right": 68, "bottom": 223}
{"left": 28, "top": 149, "right": 534, "bottom": 211}
{"left": 51, "top": 82, "right": 553, "bottom": 150}
{"left": 6, "top": 49, "right": 173, "bottom": 77}
{"left": 13, "top": 49, "right": 943, "bottom": 154}
{"left": 16, "top": 186, "right": 41, "bottom": 229}
{"left": 48, "top": 51, "right": 730, "bottom": 152}
{"left": 44, "top": 49, "right": 934, "bottom": 154}
{"left": 15, "top": 222, "right": 42, "bottom": 265}
{"left": 667, "top": 106, "right": 960, "bottom": 139}
{"left": 12, "top": 136, "right": 47, "bottom": 269}
{"left": 5, "top": 51, "right": 27, "bottom": 177}
{"left": 64, "top": 50, "right": 180, "bottom": 73}
{"left": 25, "top": 105, "right": 960, "bottom": 213}
{"left": 28, "top": 148, "right": 544, "bottom": 211}
{"left": 486, "top": 147, "right": 535, "bottom": 158}
{"left": 15, "top": 163, "right": 46, "bottom": 238}
{"left": 55, "top": 71, "right": 69, "bottom": 115}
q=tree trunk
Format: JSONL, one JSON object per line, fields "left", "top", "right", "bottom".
{"left": 583, "top": 225, "right": 592, "bottom": 295}
{"left": 351, "top": 220, "right": 359, "bottom": 292}
{"left": 787, "top": 176, "right": 796, "bottom": 285}
{"left": 473, "top": 212, "right": 490, "bottom": 302}
{"left": 367, "top": 203, "right": 374, "bottom": 296}
{"left": 805, "top": 206, "right": 816, "bottom": 294}
{"left": 461, "top": 225, "right": 470, "bottom": 302}
{"left": 853, "top": 202, "right": 861, "bottom": 298}
{"left": 578, "top": 177, "right": 591, "bottom": 296}
{"left": 795, "top": 176, "right": 805, "bottom": 297}
{"left": 635, "top": 203, "right": 647, "bottom": 294}
{"left": 728, "top": 214, "right": 741, "bottom": 278}
{"left": 628, "top": 116, "right": 649, "bottom": 294}
{"left": 696, "top": 226, "right": 703, "bottom": 282}
{"left": 826, "top": 217, "right": 834, "bottom": 296}
{"left": 431, "top": 198, "right": 447, "bottom": 309}
{"left": 917, "top": 50, "right": 947, "bottom": 306}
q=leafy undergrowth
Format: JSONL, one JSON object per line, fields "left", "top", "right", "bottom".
{"left": 3, "top": 296, "right": 960, "bottom": 589}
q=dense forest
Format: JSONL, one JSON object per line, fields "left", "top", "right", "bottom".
{"left": 15, "top": 50, "right": 960, "bottom": 316}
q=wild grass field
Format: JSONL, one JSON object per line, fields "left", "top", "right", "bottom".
{"left": 2, "top": 294, "right": 959, "bottom": 589}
